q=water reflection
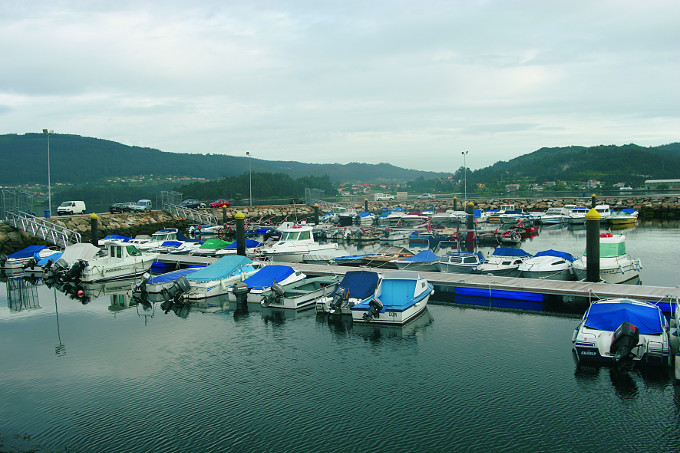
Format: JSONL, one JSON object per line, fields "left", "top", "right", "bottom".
{"left": 261, "top": 306, "right": 316, "bottom": 324}
{"left": 53, "top": 287, "right": 65, "bottom": 356}
{"left": 6, "top": 274, "right": 41, "bottom": 312}
{"left": 351, "top": 308, "right": 433, "bottom": 341}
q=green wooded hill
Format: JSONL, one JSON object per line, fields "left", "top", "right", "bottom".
{"left": 0, "top": 133, "right": 443, "bottom": 185}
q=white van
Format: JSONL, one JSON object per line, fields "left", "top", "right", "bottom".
{"left": 132, "top": 199, "right": 152, "bottom": 212}
{"left": 57, "top": 200, "right": 86, "bottom": 215}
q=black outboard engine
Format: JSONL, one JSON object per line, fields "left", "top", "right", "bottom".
{"left": 329, "top": 286, "right": 349, "bottom": 314}
{"left": 0, "top": 254, "right": 7, "bottom": 267}
{"left": 65, "top": 259, "right": 88, "bottom": 283}
{"left": 160, "top": 277, "right": 190, "bottom": 305}
{"left": 609, "top": 322, "right": 640, "bottom": 372}
{"left": 232, "top": 281, "right": 251, "bottom": 313}
{"left": 362, "top": 297, "right": 384, "bottom": 322}
{"left": 23, "top": 257, "right": 38, "bottom": 270}
{"left": 262, "top": 282, "right": 285, "bottom": 307}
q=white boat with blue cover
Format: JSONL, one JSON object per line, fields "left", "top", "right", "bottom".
{"left": 0, "top": 245, "right": 58, "bottom": 269}
{"left": 393, "top": 249, "right": 440, "bottom": 272}
{"left": 227, "top": 264, "right": 307, "bottom": 304}
{"left": 183, "top": 255, "right": 258, "bottom": 301}
{"left": 474, "top": 248, "right": 532, "bottom": 277}
{"left": 518, "top": 249, "right": 576, "bottom": 280}
{"left": 351, "top": 271, "right": 434, "bottom": 325}
{"left": 572, "top": 298, "right": 670, "bottom": 369}
{"left": 135, "top": 267, "right": 201, "bottom": 294}
{"left": 316, "top": 270, "right": 381, "bottom": 316}
{"left": 260, "top": 274, "right": 341, "bottom": 310}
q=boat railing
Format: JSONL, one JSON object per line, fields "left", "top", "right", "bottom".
{"left": 163, "top": 203, "right": 218, "bottom": 225}
{"left": 5, "top": 210, "right": 82, "bottom": 248}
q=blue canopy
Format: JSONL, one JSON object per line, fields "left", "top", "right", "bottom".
{"left": 242, "top": 265, "right": 295, "bottom": 290}
{"left": 333, "top": 270, "right": 380, "bottom": 299}
{"left": 621, "top": 208, "right": 637, "bottom": 214}
{"left": 148, "top": 268, "right": 199, "bottom": 284}
{"left": 223, "top": 239, "right": 262, "bottom": 249}
{"left": 160, "top": 240, "right": 184, "bottom": 248}
{"left": 188, "top": 255, "right": 254, "bottom": 283}
{"left": 8, "top": 245, "right": 47, "bottom": 259}
{"left": 584, "top": 300, "right": 665, "bottom": 335}
{"left": 399, "top": 249, "right": 439, "bottom": 263}
{"left": 378, "top": 211, "right": 392, "bottom": 218}
{"left": 357, "top": 212, "right": 372, "bottom": 217}
{"left": 37, "top": 252, "right": 62, "bottom": 266}
{"left": 492, "top": 247, "right": 531, "bottom": 257}
{"left": 533, "top": 249, "right": 575, "bottom": 262}
{"left": 102, "top": 234, "right": 131, "bottom": 242}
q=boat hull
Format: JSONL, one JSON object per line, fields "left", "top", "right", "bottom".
{"left": 351, "top": 295, "right": 430, "bottom": 325}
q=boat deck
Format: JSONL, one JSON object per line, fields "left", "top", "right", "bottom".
{"left": 154, "top": 254, "right": 680, "bottom": 303}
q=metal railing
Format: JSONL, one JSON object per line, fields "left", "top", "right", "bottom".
{"left": 5, "top": 211, "right": 82, "bottom": 248}
{"left": 163, "top": 203, "right": 218, "bottom": 225}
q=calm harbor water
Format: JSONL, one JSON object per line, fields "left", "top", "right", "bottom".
{"left": 1, "top": 220, "right": 680, "bottom": 452}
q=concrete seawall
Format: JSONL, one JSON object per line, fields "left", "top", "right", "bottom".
{"left": 2, "top": 195, "right": 679, "bottom": 254}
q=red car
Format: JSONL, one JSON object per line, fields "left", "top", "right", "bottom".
{"left": 209, "top": 199, "right": 231, "bottom": 208}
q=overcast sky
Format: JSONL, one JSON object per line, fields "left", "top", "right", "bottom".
{"left": 1, "top": 0, "right": 678, "bottom": 172}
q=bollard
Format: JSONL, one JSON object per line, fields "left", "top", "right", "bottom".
{"left": 465, "top": 201, "right": 475, "bottom": 251}
{"left": 364, "top": 198, "right": 369, "bottom": 213}
{"left": 90, "top": 213, "right": 98, "bottom": 247}
{"left": 222, "top": 206, "right": 227, "bottom": 225}
{"left": 585, "top": 208, "right": 601, "bottom": 282}
{"left": 591, "top": 194, "right": 597, "bottom": 209}
{"left": 453, "top": 196, "right": 458, "bottom": 211}
{"left": 235, "top": 211, "right": 246, "bottom": 256}
{"left": 314, "top": 203, "right": 320, "bottom": 225}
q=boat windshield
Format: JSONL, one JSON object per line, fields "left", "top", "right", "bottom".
{"left": 583, "top": 242, "right": 626, "bottom": 257}
{"left": 280, "top": 230, "right": 312, "bottom": 241}
{"left": 126, "top": 246, "right": 142, "bottom": 256}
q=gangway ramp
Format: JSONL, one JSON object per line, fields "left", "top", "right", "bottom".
{"left": 5, "top": 211, "right": 81, "bottom": 248}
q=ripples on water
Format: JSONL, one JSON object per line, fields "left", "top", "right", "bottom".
{"left": 1, "top": 221, "right": 680, "bottom": 452}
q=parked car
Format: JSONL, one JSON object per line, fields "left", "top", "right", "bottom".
{"left": 376, "top": 194, "right": 395, "bottom": 201}
{"left": 109, "top": 202, "right": 136, "bottom": 213}
{"left": 180, "top": 199, "right": 205, "bottom": 209}
{"left": 57, "top": 200, "right": 86, "bottom": 215}
{"left": 209, "top": 199, "right": 231, "bottom": 208}
{"left": 131, "top": 199, "right": 153, "bottom": 212}
{"left": 417, "top": 193, "right": 435, "bottom": 200}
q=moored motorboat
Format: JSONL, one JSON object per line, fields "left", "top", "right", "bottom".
{"left": 350, "top": 271, "right": 434, "bottom": 325}
{"left": 572, "top": 298, "right": 670, "bottom": 369}
{"left": 227, "top": 264, "right": 307, "bottom": 304}
{"left": 518, "top": 249, "right": 576, "bottom": 280}
{"left": 79, "top": 242, "right": 158, "bottom": 283}
{"left": 259, "top": 224, "right": 339, "bottom": 263}
{"left": 363, "top": 246, "right": 414, "bottom": 269}
{"left": 182, "top": 255, "right": 259, "bottom": 301}
{"left": 260, "top": 274, "right": 341, "bottom": 310}
{"left": 608, "top": 208, "right": 638, "bottom": 226}
{"left": 474, "top": 248, "right": 532, "bottom": 277}
{"left": 572, "top": 233, "right": 641, "bottom": 283}
{"left": 0, "top": 245, "right": 59, "bottom": 270}
{"left": 392, "top": 249, "right": 440, "bottom": 272}
{"left": 315, "top": 270, "right": 381, "bottom": 317}
{"left": 435, "top": 251, "right": 484, "bottom": 274}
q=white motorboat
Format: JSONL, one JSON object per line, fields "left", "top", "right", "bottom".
{"left": 435, "top": 251, "right": 485, "bottom": 274}
{"left": 572, "top": 298, "right": 670, "bottom": 369}
{"left": 0, "top": 245, "right": 60, "bottom": 270}
{"left": 315, "top": 270, "right": 381, "bottom": 317}
{"left": 572, "top": 233, "right": 641, "bottom": 283}
{"left": 259, "top": 224, "right": 338, "bottom": 263}
{"left": 518, "top": 249, "right": 576, "bottom": 280}
{"left": 350, "top": 271, "right": 434, "bottom": 325}
{"left": 567, "top": 206, "right": 589, "bottom": 224}
{"left": 227, "top": 264, "right": 307, "bottom": 304}
{"left": 182, "top": 255, "right": 259, "bottom": 301}
{"left": 43, "top": 243, "right": 104, "bottom": 282}
{"left": 539, "top": 206, "right": 571, "bottom": 225}
{"left": 80, "top": 242, "right": 158, "bottom": 283}
{"left": 393, "top": 249, "right": 440, "bottom": 272}
{"left": 594, "top": 204, "right": 612, "bottom": 222}
{"left": 608, "top": 208, "right": 639, "bottom": 226}
{"left": 474, "top": 248, "right": 532, "bottom": 277}
{"left": 260, "top": 274, "right": 341, "bottom": 310}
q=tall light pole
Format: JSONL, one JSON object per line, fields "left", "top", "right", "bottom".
{"left": 461, "top": 150, "right": 469, "bottom": 204}
{"left": 43, "top": 129, "right": 54, "bottom": 216}
{"left": 246, "top": 151, "right": 252, "bottom": 207}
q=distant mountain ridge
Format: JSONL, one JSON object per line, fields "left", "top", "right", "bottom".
{"left": 0, "top": 133, "right": 678, "bottom": 188}
{"left": 0, "top": 133, "right": 446, "bottom": 185}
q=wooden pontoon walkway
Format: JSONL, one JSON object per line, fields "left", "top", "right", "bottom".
{"left": 155, "top": 254, "right": 680, "bottom": 304}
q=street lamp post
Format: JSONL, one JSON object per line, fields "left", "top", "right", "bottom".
{"left": 461, "top": 150, "right": 469, "bottom": 203}
{"left": 43, "top": 129, "right": 54, "bottom": 216}
{"left": 246, "top": 151, "right": 252, "bottom": 207}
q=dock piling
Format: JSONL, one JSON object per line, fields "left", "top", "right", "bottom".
{"left": 585, "top": 208, "right": 601, "bottom": 282}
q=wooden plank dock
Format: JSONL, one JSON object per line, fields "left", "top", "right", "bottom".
{"left": 155, "top": 254, "right": 680, "bottom": 304}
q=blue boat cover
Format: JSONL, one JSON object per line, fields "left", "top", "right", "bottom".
{"left": 37, "top": 252, "right": 62, "bottom": 266}
{"left": 492, "top": 248, "right": 531, "bottom": 257}
{"left": 332, "top": 270, "right": 380, "bottom": 298}
{"left": 533, "top": 249, "right": 575, "bottom": 261}
{"left": 8, "top": 245, "right": 47, "bottom": 259}
{"left": 357, "top": 212, "right": 372, "bottom": 217}
{"left": 378, "top": 211, "right": 391, "bottom": 217}
{"left": 188, "top": 255, "right": 254, "bottom": 283}
{"left": 399, "top": 250, "right": 439, "bottom": 263}
{"left": 160, "top": 240, "right": 184, "bottom": 248}
{"left": 242, "top": 265, "right": 295, "bottom": 290}
{"left": 103, "top": 234, "right": 131, "bottom": 242}
{"left": 223, "top": 239, "right": 262, "bottom": 249}
{"left": 621, "top": 208, "right": 637, "bottom": 214}
{"left": 148, "top": 268, "right": 199, "bottom": 284}
{"left": 584, "top": 300, "right": 665, "bottom": 335}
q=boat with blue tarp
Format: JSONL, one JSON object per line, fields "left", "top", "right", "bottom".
{"left": 518, "top": 249, "right": 576, "bottom": 280}
{"left": 316, "top": 270, "right": 381, "bottom": 317}
{"left": 228, "top": 264, "right": 306, "bottom": 304}
{"left": 393, "top": 249, "right": 440, "bottom": 272}
{"left": 183, "top": 255, "right": 258, "bottom": 301}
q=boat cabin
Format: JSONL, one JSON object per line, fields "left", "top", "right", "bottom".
{"left": 106, "top": 243, "right": 143, "bottom": 259}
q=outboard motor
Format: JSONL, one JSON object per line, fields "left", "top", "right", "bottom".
{"left": 0, "top": 253, "right": 7, "bottom": 267}
{"left": 262, "top": 282, "right": 285, "bottom": 307}
{"left": 329, "top": 286, "right": 349, "bottom": 314}
{"left": 65, "top": 259, "right": 88, "bottom": 283}
{"left": 135, "top": 272, "right": 152, "bottom": 294}
{"left": 610, "top": 322, "right": 640, "bottom": 372}
{"left": 232, "top": 281, "right": 251, "bottom": 313}
{"left": 362, "top": 297, "right": 384, "bottom": 322}
{"left": 23, "top": 257, "right": 38, "bottom": 270}
{"left": 160, "top": 276, "right": 190, "bottom": 305}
